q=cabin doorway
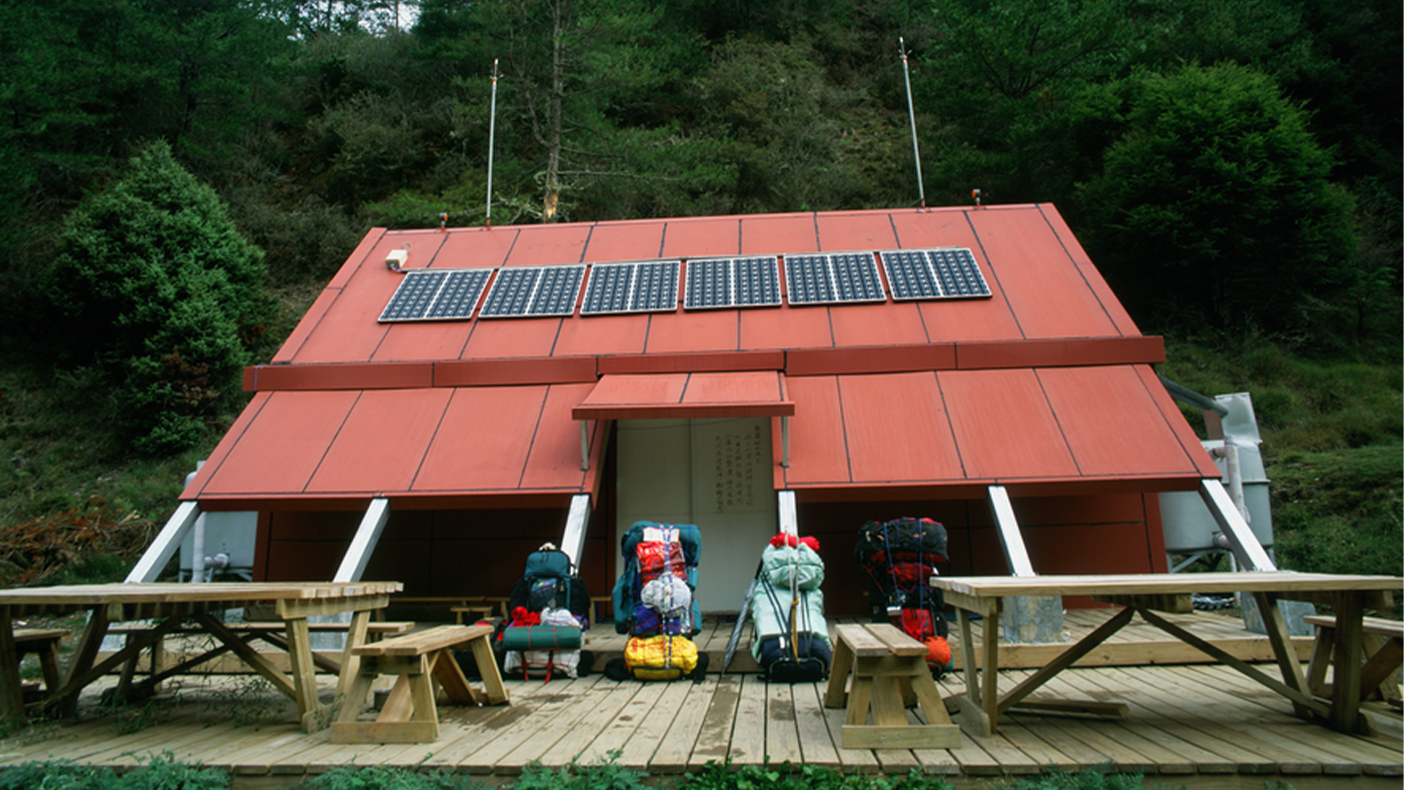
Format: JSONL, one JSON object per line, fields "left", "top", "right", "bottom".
{"left": 614, "top": 417, "right": 777, "bottom": 612}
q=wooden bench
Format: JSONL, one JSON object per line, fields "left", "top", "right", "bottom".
{"left": 383, "top": 596, "right": 509, "bottom": 621}
{"left": 13, "top": 629, "right": 67, "bottom": 694}
{"left": 104, "top": 620, "right": 413, "bottom": 701}
{"left": 331, "top": 624, "right": 508, "bottom": 744}
{"left": 1305, "top": 614, "right": 1402, "bottom": 704}
{"left": 822, "top": 623, "right": 959, "bottom": 749}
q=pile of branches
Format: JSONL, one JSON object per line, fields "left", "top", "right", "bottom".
{"left": 0, "top": 498, "right": 156, "bottom": 586}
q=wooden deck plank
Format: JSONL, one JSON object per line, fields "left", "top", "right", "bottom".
{"left": 724, "top": 674, "right": 767, "bottom": 765}
{"left": 687, "top": 674, "right": 741, "bottom": 770}
{"left": 792, "top": 681, "right": 842, "bottom": 768}
{"left": 418, "top": 674, "right": 559, "bottom": 770}
{"left": 819, "top": 687, "right": 882, "bottom": 773}
{"left": 458, "top": 675, "right": 608, "bottom": 774}
{"left": 612, "top": 680, "right": 692, "bottom": 770}
{"left": 765, "top": 681, "right": 804, "bottom": 765}
{"left": 649, "top": 676, "right": 717, "bottom": 773}
{"left": 577, "top": 680, "right": 672, "bottom": 765}
{"left": 536, "top": 680, "right": 646, "bottom": 766}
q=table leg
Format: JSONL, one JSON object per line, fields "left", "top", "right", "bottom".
{"left": 1253, "top": 591, "right": 1312, "bottom": 720}
{"left": 62, "top": 606, "right": 110, "bottom": 718}
{"left": 0, "top": 608, "right": 23, "bottom": 726}
{"left": 980, "top": 604, "right": 1001, "bottom": 727}
{"left": 283, "top": 616, "right": 323, "bottom": 731}
{"left": 334, "top": 610, "right": 372, "bottom": 705}
{"left": 1328, "top": 593, "right": 1365, "bottom": 733}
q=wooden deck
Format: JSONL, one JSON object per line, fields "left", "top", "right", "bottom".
{"left": 2, "top": 610, "right": 1399, "bottom": 787}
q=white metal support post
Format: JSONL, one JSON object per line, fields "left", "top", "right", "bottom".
{"left": 127, "top": 501, "right": 202, "bottom": 583}
{"left": 988, "top": 485, "right": 1035, "bottom": 577}
{"left": 561, "top": 494, "right": 590, "bottom": 569}
{"left": 1199, "top": 479, "right": 1277, "bottom": 572}
{"left": 334, "top": 498, "right": 391, "bottom": 583}
{"left": 778, "top": 490, "right": 798, "bottom": 536}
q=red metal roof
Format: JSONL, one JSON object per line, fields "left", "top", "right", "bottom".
{"left": 185, "top": 205, "right": 1218, "bottom": 509}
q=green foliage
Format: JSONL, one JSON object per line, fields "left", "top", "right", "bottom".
{"left": 681, "top": 762, "right": 952, "bottom": 790}
{"left": 1271, "top": 446, "right": 1403, "bottom": 579}
{"left": 298, "top": 765, "right": 489, "bottom": 790}
{"left": 1073, "top": 63, "right": 1358, "bottom": 336}
{"left": 0, "top": 752, "right": 228, "bottom": 790}
{"left": 43, "top": 141, "right": 269, "bottom": 455}
{"left": 994, "top": 765, "right": 1173, "bottom": 789}
{"left": 514, "top": 752, "right": 648, "bottom": 790}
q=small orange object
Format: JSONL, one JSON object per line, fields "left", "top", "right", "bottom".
{"left": 924, "top": 635, "right": 951, "bottom": 668}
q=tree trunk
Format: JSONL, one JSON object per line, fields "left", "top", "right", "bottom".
{"left": 543, "top": 0, "right": 564, "bottom": 222}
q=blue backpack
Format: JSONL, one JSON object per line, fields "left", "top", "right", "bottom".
{"left": 612, "top": 522, "right": 701, "bottom": 636}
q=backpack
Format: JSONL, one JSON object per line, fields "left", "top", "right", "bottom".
{"left": 618, "top": 635, "right": 706, "bottom": 681}
{"left": 509, "top": 543, "right": 591, "bottom": 620}
{"left": 756, "top": 574, "right": 830, "bottom": 683}
{"left": 855, "top": 517, "right": 952, "bottom": 674}
{"left": 612, "top": 522, "right": 701, "bottom": 636}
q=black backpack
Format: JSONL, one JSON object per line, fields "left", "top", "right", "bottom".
{"left": 508, "top": 544, "right": 590, "bottom": 619}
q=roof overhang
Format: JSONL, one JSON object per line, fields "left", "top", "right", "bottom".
{"left": 571, "top": 371, "right": 793, "bottom": 420}
{"left": 181, "top": 384, "right": 605, "bottom": 510}
{"left": 774, "top": 363, "right": 1219, "bottom": 499}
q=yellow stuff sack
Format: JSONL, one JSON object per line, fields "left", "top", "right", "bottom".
{"left": 624, "top": 635, "right": 698, "bottom": 681}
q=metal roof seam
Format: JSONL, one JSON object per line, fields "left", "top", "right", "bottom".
{"left": 962, "top": 210, "right": 1025, "bottom": 342}
{"left": 834, "top": 375, "right": 856, "bottom": 485}
{"left": 405, "top": 388, "right": 457, "bottom": 494}
{"left": 301, "top": 390, "right": 365, "bottom": 495}
{"left": 1037, "top": 203, "right": 1125, "bottom": 339}
{"left": 185, "top": 390, "right": 275, "bottom": 500}
{"left": 1032, "top": 368, "right": 1086, "bottom": 479}
{"left": 1130, "top": 364, "right": 1219, "bottom": 477}
{"left": 514, "top": 385, "right": 553, "bottom": 492}
{"left": 931, "top": 370, "right": 969, "bottom": 481}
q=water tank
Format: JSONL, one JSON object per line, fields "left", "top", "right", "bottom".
{"left": 1159, "top": 393, "right": 1273, "bottom": 552}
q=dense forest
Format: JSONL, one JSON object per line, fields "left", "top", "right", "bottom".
{"left": 0, "top": 1, "right": 1398, "bottom": 559}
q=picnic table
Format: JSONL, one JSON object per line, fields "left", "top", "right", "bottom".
{"left": 0, "top": 581, "right": 402, "bottom": 732}
{"left": 931, "top": 572, "right": 1402, "bottom": 737}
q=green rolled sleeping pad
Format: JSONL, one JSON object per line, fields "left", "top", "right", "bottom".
{"left": 500, "top": 625, "right": 582, "bottom": 651}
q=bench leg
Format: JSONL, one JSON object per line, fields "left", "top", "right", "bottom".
{"left": 468, "top": 634, "right": 509, "bottom": 706}
{"left": 1306, "top": 625, "right": 1335, "bottom": 697}
{"left": 823, "top": 639, "right": 854, "bottom": 709}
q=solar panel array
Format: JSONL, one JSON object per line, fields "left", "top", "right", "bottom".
{"left": 379, "top": 269, "right": 493, "bottom": 322}
{"left": 581, "top": 261, "right": 680, "bottom": 315}
{"left": 684, "top": 257, "right": 781, "bottom": 310}
{"left": 785, "top": 253, "right": 886, "bottom": 305}
{"left": 880, "top": 248, "right": 991, "bottom": 300}
{"left": 379, "top": 248, "right": 987, "bottom": 322}
{"left": 480, "top": 265, "right": 586, "bottom": 318}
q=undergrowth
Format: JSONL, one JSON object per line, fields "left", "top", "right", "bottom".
{"left": 0, "top": 756, "right": 1302, "bottom": 789}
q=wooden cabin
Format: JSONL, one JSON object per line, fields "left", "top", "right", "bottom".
{"left": 152, "top": 205, "right": 1235, "bottom": 615}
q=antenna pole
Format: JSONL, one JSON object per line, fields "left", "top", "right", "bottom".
{"left": 899, "top": 37, "right": 926, "bottom": 211}
{"left": 486, "top": 58, "right": 499, "bottom": 229}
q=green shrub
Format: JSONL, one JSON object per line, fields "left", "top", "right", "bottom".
{"left": 681, "top": 762, "right": 952, "bottom": 790}
{"left": 43, "top": 141, "right": 270, "bottom": 455}
{"left": 298, "top": 765, "right": 488, "bottom": 790}
{"left": 0, "top": 752, "right": 228, "bottom": 789}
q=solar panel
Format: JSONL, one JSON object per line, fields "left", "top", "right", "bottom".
{"left": 530, "top": 265, "right": 585, "bottom": 316}
{"left": 480, "top": 267, "right": 540, "bottom": 317}
{"left": 684, "top": 257, "right": 779, "bottom": 310}
{"left": 424, "top": 269, "right": 492, "bottom": 319}
{"left": 379, "top": 270, "right": 448, "bottom": 321}
{"left": 784, "top": 255, "right": 834, "bottom": 305}
{"left": 580, "top": 261, "right": 680, "bottom": 315}
{"left": 928, "top": 248, "right": 991, "bottom": 297}
{"left": 581, "top": 264, "right": 633, "bottom": 315}
{"left": 684, "top": 258, "right": 731, "bottom": 310}
{"left": 733, "top": 256, "right": 781, "bottom": 307}
{"left": 880, "top": 250, "right": 942, "bottom": 300}
{"left": 831, "top": 253, "right": 886, "bottom": 302}
{"left": 479, "top": 265, "right": 586, "bottom": 318}
{"left": 631, "top": 260, "right": 679, "bottom": 312}
{"left": 785, "top": 254, "right": 885, "bottom": 305}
